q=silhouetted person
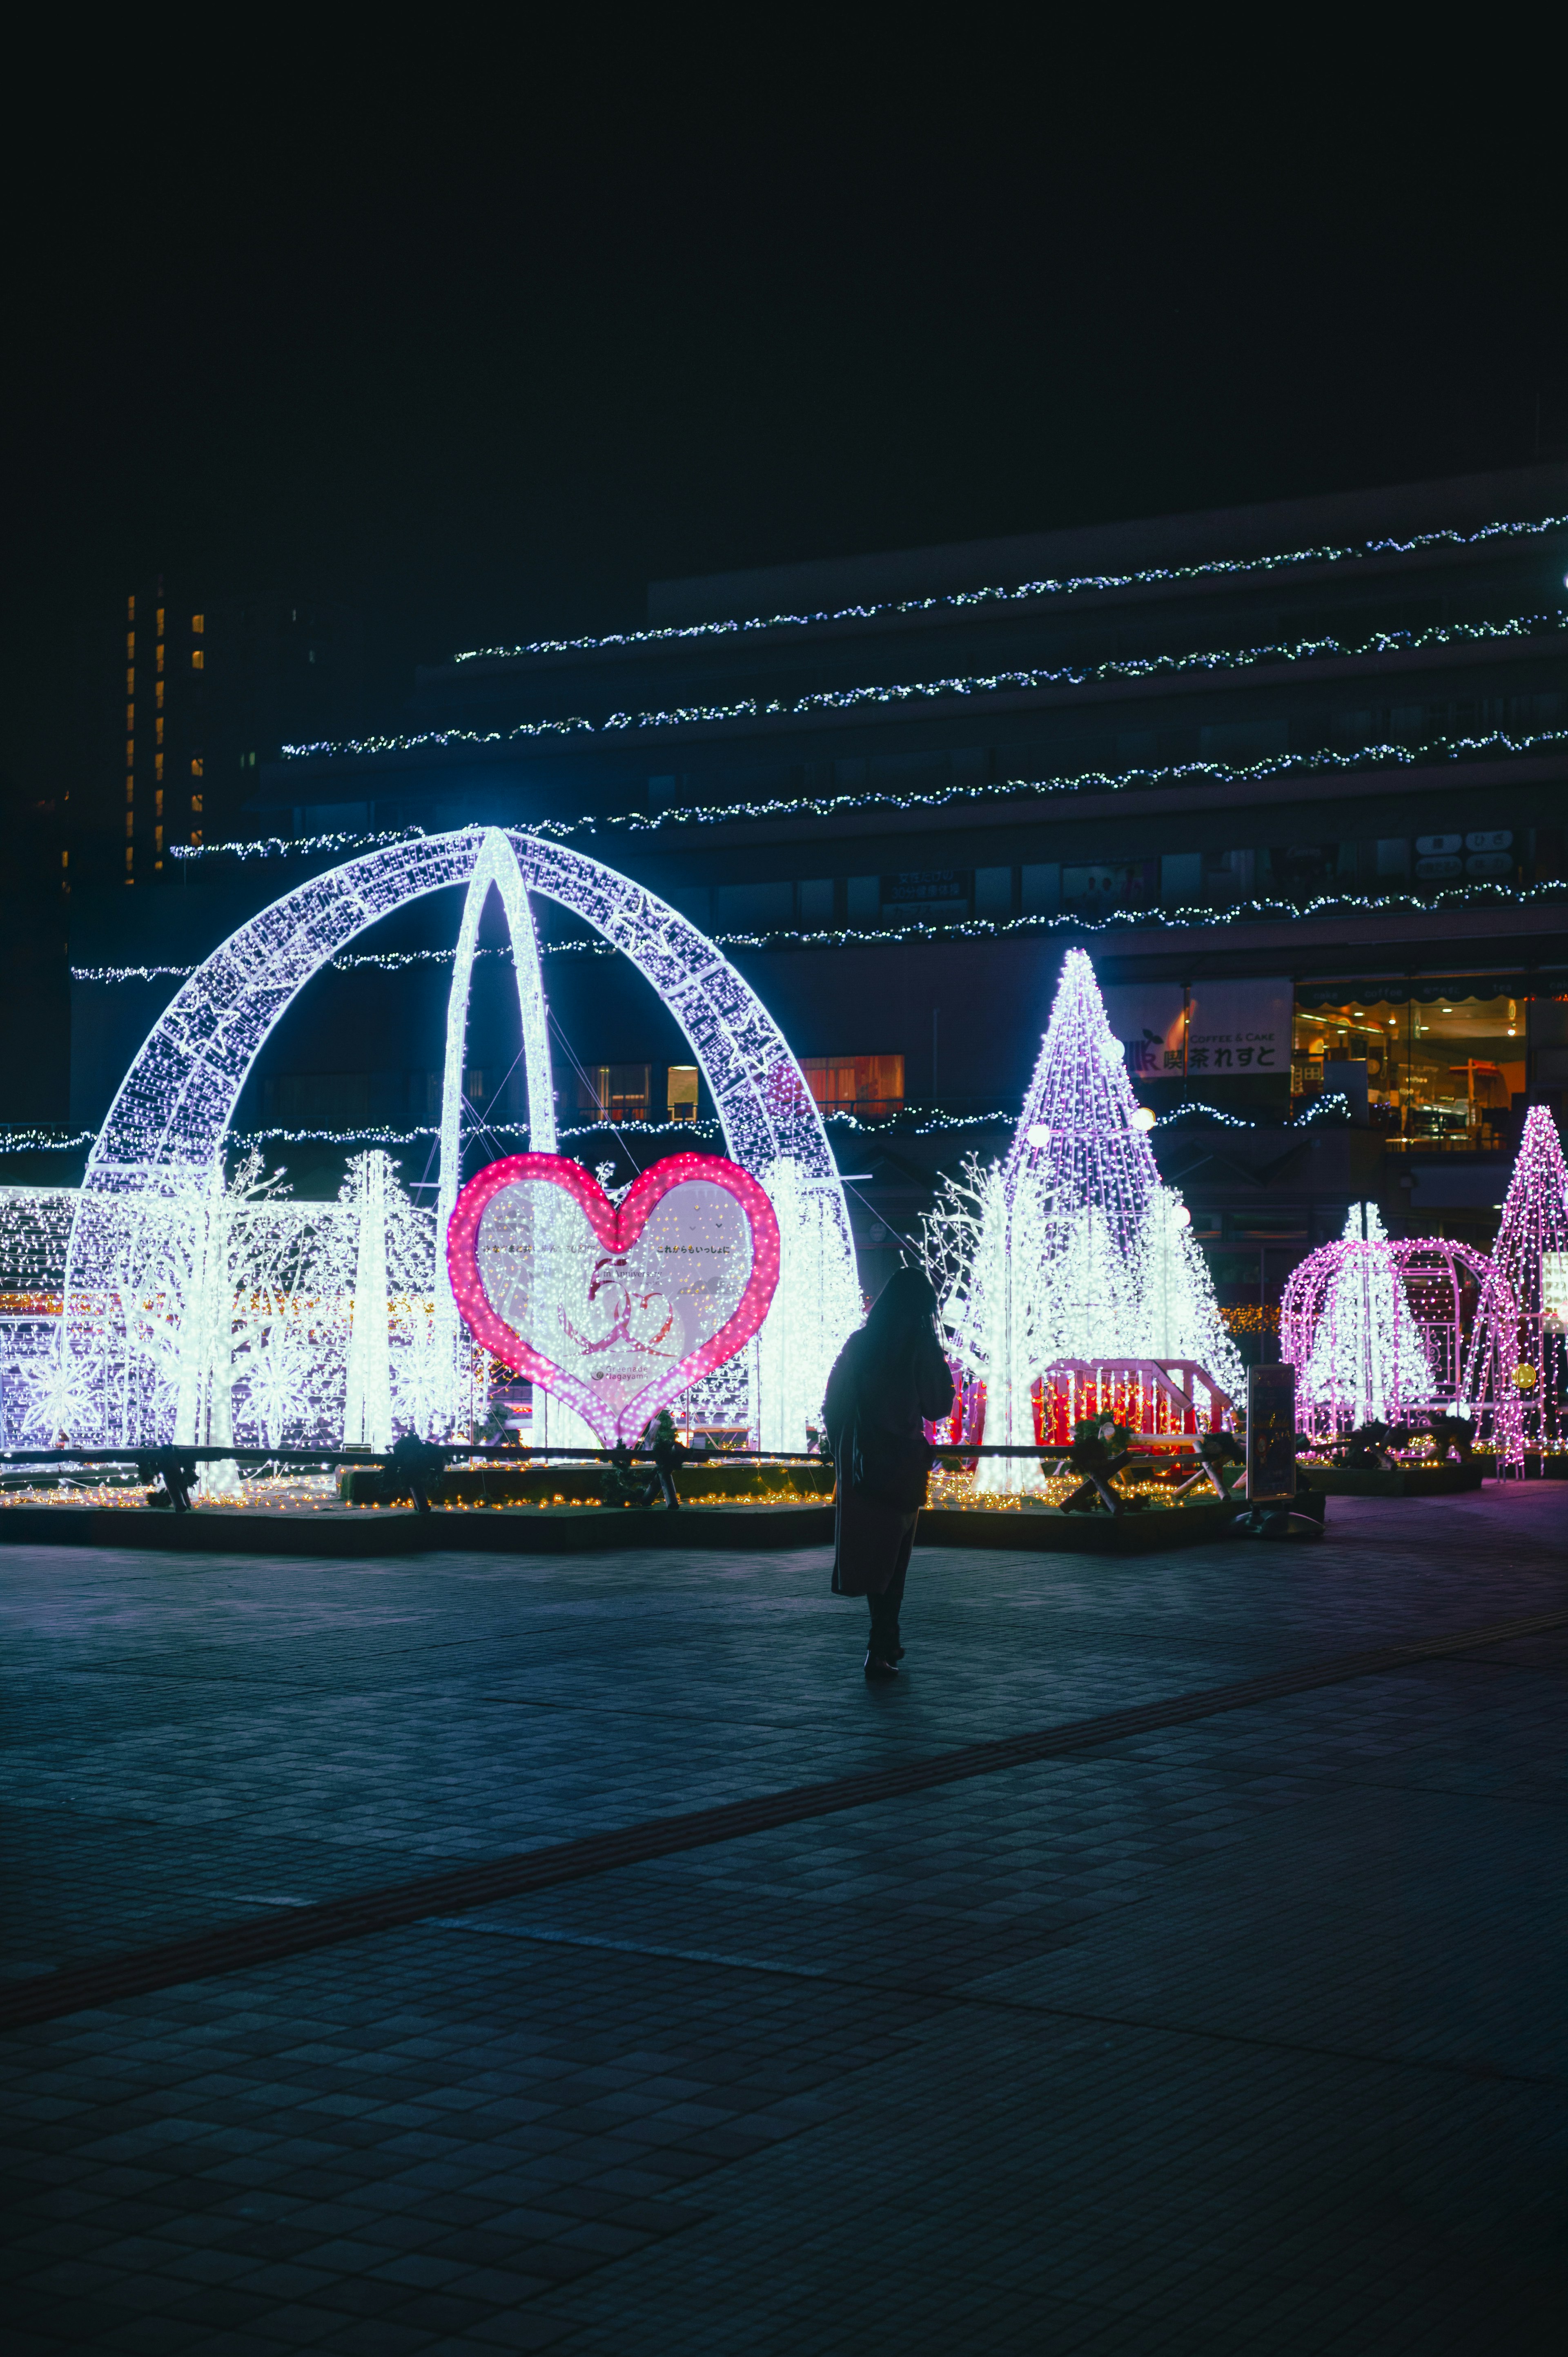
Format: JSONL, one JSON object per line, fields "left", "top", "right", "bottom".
{"left": 824, "top": 1266, "right": 954, "bottom": 1679}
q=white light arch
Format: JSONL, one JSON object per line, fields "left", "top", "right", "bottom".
{"left": 62, "top": 827, "right": 859, "bottom": 1445}
{"left": 433, "top": 831, "right": 557, "bottom": 1371}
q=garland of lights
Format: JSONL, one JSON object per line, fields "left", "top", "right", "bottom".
{"left": 280, "top": 612, "right": 1568, "bottom": 760}
{"left": 444, "top": 508, "right": 1568, "bottom": 666}
{"left": 69, "top": 876, "right": 1568, "bottom": 992}
{"left": 0, "top": 1099, "right": 1350, "bottom": 1159}
{"left": 168, "top": 725, "right": 1568, "bottom": 868}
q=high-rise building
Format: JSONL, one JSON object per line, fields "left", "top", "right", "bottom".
{"left": 115, "top": 583, "right": 205, "bottom": 883}
{"left": 85, "top": 583, "right": 367, "bottom": 888}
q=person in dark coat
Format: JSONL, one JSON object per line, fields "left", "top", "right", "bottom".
{"left": 823, "top": 1265, "right": 955, "bottom": 1679}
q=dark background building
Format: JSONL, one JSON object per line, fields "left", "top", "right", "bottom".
{"left": 40, "top": 459, "right": 1568, "bottom": 1328}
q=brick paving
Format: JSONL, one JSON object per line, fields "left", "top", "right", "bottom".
{"left": 1, "top": 1487, "right": 1564, "bottom": 2350}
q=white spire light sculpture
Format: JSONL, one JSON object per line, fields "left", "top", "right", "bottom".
{"left": 55, "top": 828, "right": 858, "bottom": 1450}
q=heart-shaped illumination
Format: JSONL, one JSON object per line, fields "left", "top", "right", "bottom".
{"left": 446, "top": 1152, "right": 781, "bottom": 1445}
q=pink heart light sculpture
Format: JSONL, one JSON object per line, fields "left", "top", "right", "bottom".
{"left": 446, "top": 1151, "right": 781, "bottom": 1446}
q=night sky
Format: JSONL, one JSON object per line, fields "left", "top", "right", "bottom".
{"left": 4, "top": 45, "right": 1563, "bottom": 804}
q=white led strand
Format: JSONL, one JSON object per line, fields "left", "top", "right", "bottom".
{"left": 166, "top": 726, "right": 1568, "bottom": 872}
{"left": 280, "top": 611, "right": 1568, "bottom": 761}
{"left": 445, "top": 508, "right": 1568, "bottom": 666}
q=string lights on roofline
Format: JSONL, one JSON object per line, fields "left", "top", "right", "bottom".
{"left": 278, "top": 611, "right": 1568, "bottom": 761}
{"left": 0, "top": 1099, "right": 1352, "bottom": 1160}
{"left": 71, "top": 874, "right": 1568, "bottom": 991}
{"left": 442, "top": 508, "right": 1568, "bottom": 666}
{"left": 167, "top": 724, "right": 1568, "bottom": 867}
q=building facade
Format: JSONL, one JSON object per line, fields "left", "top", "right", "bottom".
{"left": 56, "top": 462, "right": 1568, "bottom": 1319}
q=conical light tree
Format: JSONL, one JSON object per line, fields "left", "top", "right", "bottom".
{"left": 1300, "top": 1202, "right": 1434, "bottom": 1427}
{"left": 1477, "top": 1105, "right": 1568, "bottom": 1446}
{"left": 931, "top": 948, "right": 1216, "bottom": 1492}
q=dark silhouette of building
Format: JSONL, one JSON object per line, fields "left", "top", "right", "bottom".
{"left": 52, "top": 463, "right": 1568, "bottom": 1311}
{"left": 76, "top": 583, "right": 368, "bottom": 891}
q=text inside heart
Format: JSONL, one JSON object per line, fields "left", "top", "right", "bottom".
{"left": 446, "top": 1151, "right": 780, "bottom": 1445}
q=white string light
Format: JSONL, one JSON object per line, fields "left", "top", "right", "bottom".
{"left": 166, "top": 725, "right": 1568, "bottom": 870}
{"left": 278, "top": 612, "right": 1568, "bottom": 761}
{"left": 443, "top": 508, "right": 1568, "bottom": 666}
{"left": 68, "top": 873, "right": 1568, "bottom": 991}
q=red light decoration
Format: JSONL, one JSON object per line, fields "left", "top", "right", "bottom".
{"left": 446, "top": 1151, "right": 781, "bottom": 1445}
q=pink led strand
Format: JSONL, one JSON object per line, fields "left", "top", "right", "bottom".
{"left": 1477, "top": 1105, "right": 1568, "bottom": 1450}
{"left": 1281, "top": 1224, "right": 1523, "bottom": 1463}
{"left": 446, "top": 1151, "right": 781, "bottom": 1446}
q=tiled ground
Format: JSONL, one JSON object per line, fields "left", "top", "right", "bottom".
{"left": 1, "top": 1486, "right": 1564, "bottom": 2350}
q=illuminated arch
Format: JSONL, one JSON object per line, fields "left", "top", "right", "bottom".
{"left": 63, "top": 827, "right": 857, "bottom": 1442}
{"left": 433, "top": 832, "right": 557, "bottom": 1366}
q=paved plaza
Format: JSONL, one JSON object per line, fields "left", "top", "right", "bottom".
{"left": 2, "top": 1489, "right": 1565, "bottom": 2353}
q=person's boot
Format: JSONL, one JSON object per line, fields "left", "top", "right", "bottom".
{"left": 864, "top": 1649, "right": 900, "bottom": 1680}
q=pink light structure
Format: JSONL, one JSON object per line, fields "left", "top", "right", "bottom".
{"left": 446, "top": 1151, "right": 780, "bottom": 1446}
{"left": 1281, "top": 1217, "right": 1523, "bottom": 1463}
{"left": 1474, "top": 1104, "right": 1568, "bottom": 1449}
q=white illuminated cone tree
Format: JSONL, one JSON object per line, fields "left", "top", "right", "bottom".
{"left": 929, "top": 949, "right": 1168, "bottom": 1492}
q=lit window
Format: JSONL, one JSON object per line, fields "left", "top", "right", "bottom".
{"left": 127, "top": 596, "right": 135, "bottom": 622}
{"left": 125, "top": 741, "right": 134, "bottom": 765}
{"left": 125, "top": 780, "right": 134, "bottom": 807}
{"left": 190, "top": 794, "right": 203, "bottom": 814}
{"left": 125, "top": 847, "right": 134, "bottom": 877}
{"left": 125, "top": 704, "right": 134, "bottom": 729}
{"left": 156, "top": 645, "right": 164, "bottom": 674}
{"left": 190, "top": 756, "right": 203, "bottom": 778}
{"left": 667, "top": 1066, "right": 700, "bottom": 1121}
{"left": 156, "top": 680, "right": 164, "bottom": 709}
{"left": 156, "top": 608, "right": 164, "bottom": 637}
{"left": 155, "top": 718, "right": 164, "bottom": 745}
{"left": 61, "top": 849, "right": 69, "bottom": 870}
{"left": 154, "top": 825, "right": 164, "bottom": 855}
{"left": 126, "top": 632, "right": 135, "bottom": 657}
{"left": 154, "top": 790, "right": 164, "bottom": 819}
{"left": 189, "top": 830, "right": 203, "bottom": 847}
{"left": 191, "top": 648, "right": 204, "bottom": 669}
{"left": 126, "top": 668, "right": 134, "bottom": 693}
{"left": 125, "top": 811, "right": 134, "bottom": 838}
{"left": 575, "top": 1065, "right": 653, "bottom": 1122}
{"left": 191, "top": 613, "right": 204, "bottom": 634}
{"left": 799, "top": 1055, "right": 905, "bottom": 1118}
{"left": 154, "top": 754, "right": 163, "bottom": 780}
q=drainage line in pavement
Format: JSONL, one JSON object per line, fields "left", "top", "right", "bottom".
{"left": 430, "top": 1916, "right": 1557, "bottom": 2090}
{"left": 3, "top": 1604, "right": 1564, "bottom": 2035}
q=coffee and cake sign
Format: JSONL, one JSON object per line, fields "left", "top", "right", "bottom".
{"left": 1103, "top": 978, "right": 1292, "bottom": 1083}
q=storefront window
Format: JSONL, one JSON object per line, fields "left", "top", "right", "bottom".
{"left": 576, "top": 1064, "right": 651, "bottom": 1122}
{"left": 800, "top": 1055, "right": 904, "bottom": 1119}
{"left": 1292, "top": 993, "right": 1526, "bottom": 1146}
